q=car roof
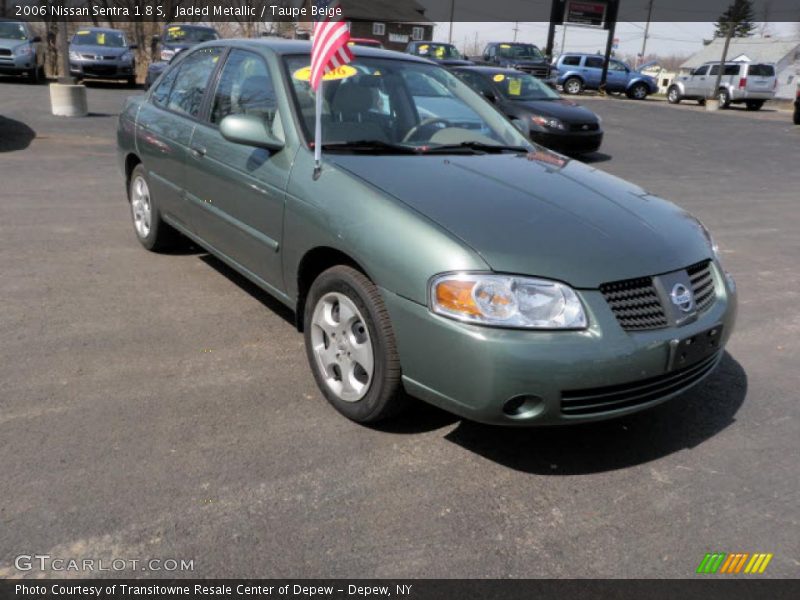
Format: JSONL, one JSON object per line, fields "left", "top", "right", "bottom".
{"left": 450, "top": 65, "right": 525, "bottom": 76}
{"left": 700, "top": 60, "right": 775, "bottom": 65}
{"left": 165, "top": 23, "right": 218, "bottom": 31}
{"left": 77, "top": 27, "right": 120, "bottom": 34}
{"left": 212, "top": 38, "right": 433, "bottom": 64}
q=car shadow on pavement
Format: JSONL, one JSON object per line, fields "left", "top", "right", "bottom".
{"left": 0, "top": 115, "right": 36, "bottom": 152}
{"left": 442, "top": 352, "right": 747, "bottom": 475}
{"left": 198, "top": 253, "right": 296, "bottom": 327}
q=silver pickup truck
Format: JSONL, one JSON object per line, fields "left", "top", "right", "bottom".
{"left": 667, "top": 61, "right": 776, "bottom": 110}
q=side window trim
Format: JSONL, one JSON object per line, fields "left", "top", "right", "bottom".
{"left": 151, "top": 46, "right": 225, "bottom": 124}
{"left": 198, "top": 46, "right": 231, "bottom": 124}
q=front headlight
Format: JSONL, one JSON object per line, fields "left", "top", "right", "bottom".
{"left": 696, "top": 219, "right": 721, "bottom": 262}
{"left": 160, "top": 48, "right": 175, "bottom": 61}
{"left": 69, "top": 50, "right": 81, "bottom": 61}
{"left": 16, "top": 44, "right": 33, "bottom": 57}
{"left": 531, "top": 115, "right": 565, "bottom": 130}
{"left": 430, "top": 273, "right": 587, "bottom": 329}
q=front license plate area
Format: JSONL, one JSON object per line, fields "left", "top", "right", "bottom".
{"left": 667, "top": 325, "right": 723, "bottom": 371}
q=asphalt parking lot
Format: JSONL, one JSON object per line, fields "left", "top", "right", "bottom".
{"left": 1, "top": 80, "right": 798, "bottom": 579}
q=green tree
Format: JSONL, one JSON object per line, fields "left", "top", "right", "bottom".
{"left": 713, "top": 0, "right": 757, "bottom": 38}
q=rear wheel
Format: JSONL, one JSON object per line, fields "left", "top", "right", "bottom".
{"left": 128, "top": 164, "right": 182, "bottom": 252}
{"left": 745, "top": 100, "right": 764, "bottom": 111}
{"left": 718, "top": 88, "right": 731, "bottom": 109}
{"left": 627, "top": 82, "right": 648, "bottom": 100}
{"left": 697, "top": 98, "right": 706, "bottom": 106}
{"left": 304, "top": 265, "right": 406, "bottom": 424}
{"left": 563, "top": 76, "right": 583, "bottom": 95}
{"left": 667, "top": 86, "right": 681, "bottom": 104}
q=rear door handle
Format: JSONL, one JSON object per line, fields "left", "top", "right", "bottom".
{"left": 190, "top": 145, "right": 206, "bottom": 159}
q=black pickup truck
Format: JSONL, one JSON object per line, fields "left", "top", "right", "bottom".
{"left": 470, "top": 42, "right": 551, "bottom": 80}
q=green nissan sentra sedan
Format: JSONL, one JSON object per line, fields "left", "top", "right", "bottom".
{"left": 117, "top": 40, "right": 737, "bottom": 426}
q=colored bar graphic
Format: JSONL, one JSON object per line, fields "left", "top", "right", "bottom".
{"left": 697, "top": 552, "right": 772, "bottom": 574}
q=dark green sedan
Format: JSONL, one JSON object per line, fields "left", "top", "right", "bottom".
{"left": 117, "top": 40, "right": 737, "bottom": 426}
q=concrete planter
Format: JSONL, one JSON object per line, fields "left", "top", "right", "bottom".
{"left": 49, "top": 83, "right": 88, "bottom": 117}
{"left": 705, "top": 99, "right": 720, "bottom": 112}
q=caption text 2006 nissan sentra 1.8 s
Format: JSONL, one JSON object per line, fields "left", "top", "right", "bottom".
{"left": 117, "top": 41, "right": 736, "bottom": 426}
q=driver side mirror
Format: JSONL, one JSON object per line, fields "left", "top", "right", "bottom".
{"left": 220, "top": 114, "right": 284, "bottom": 151}
{"left": 31, "top": 36, "right": 42, "bottom": 43}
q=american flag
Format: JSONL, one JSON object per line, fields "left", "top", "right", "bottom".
{"left": 310, "top": 0, "right": 353, "bottom": 91}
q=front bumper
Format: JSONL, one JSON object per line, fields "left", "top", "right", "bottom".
{"left": 532, "top": 130, "right": 603, "bottom": 155}
{"left": 0, "top": 54, "right": 36, "bottom": 74}
{"left": 381, "top": 262, "right": 736, "bottom": 426}
{"left": 70, "top": 60, "right": 134, "bottom": 80}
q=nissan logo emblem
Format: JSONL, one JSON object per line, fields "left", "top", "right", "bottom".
{"left": 670, "top": 283, "right": 694, "bottom": 313}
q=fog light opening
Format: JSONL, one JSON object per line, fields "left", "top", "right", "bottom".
{"left": 503, "top": 395, "right": 544, "bottom": 418}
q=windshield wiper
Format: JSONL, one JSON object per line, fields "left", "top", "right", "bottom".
{"left": 320, "top": 140, "right": 419, "bottom": 155}
{"left": 418, "top": 142, "right": 530, "bottom": 155}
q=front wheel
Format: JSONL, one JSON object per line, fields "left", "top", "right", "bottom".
{"left": 627, "top": 82, "right": 648, "bottom": 100}
{"left": 718, "top": 88, "right": 731, "bottom": 109}
{"left": 667, "top": 86, "right": 681, "bottom": 104}
{"left": 563, "top": 76, "right": 583, "bottom": 95}
{"left": 304, "top": 266, "right": 406, "bottom": 423}
{"left": 27, "top": 66, "right": 40, "bottom": 84}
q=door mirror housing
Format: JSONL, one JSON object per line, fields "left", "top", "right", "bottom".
{"left": 220, "top": 114, "right": 284, "bottom": 151}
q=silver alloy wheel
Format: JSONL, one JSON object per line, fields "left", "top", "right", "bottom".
{"left": 564, "top": 79, "right": 581, "bottom": 94}
{"left": 668, "top": 88, "right": 678, "bottom": 103}
{"left": 130, "top": 175, "right": 152, "bottom": 239}
{"left": 632, "top": 84, "right": 647, "bottom": 99}
{"left": 310, "top": 292, "right": 374, "bottom": 402}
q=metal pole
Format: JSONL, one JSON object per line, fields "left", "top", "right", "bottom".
{"left": 513, "top": 22, "right": 519, "bottom": 42}
{"left": 58, "top": 18, "right": 74, "bottom": 84}
{"left": 560, "top": 24, "right": 568, "bottom": 54}
{"left": 599, "top": 0, "right": 619, "bottom": 93}
{"left": 638, "top": 0, "right": 654, "bottom": 69}
{"left": 544, "top": 0, "right": 562, "bottom": 61}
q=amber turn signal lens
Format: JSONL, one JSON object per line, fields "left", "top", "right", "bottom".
{"left": 435, "top": 280, "right": 481, "bottom": 316}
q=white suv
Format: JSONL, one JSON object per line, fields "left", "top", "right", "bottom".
{"left": 668, "top": 62, "right": 776, "bottom": 110}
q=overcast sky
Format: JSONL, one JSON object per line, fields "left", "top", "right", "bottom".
{"left": 432, "top": 22, "right": 799, "bottom": 58}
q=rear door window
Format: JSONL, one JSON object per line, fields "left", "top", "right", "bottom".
{"left": 585, "top": 56, "right": 604, "bottom": 69}
{"left": 167, "top": 47, "right": 223, "bottom": 118}
{"left": 561, "top": 55, "right": 581, "bottom": 66}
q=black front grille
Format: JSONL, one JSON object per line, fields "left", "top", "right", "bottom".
{"left": 688, "top": 260, "right": 716, "bottom": 313}
{"left": 600, "top": 276, "right": 668, "bottom": 331}
{"left": 0, "top": 48, "right": 12, "bottom": 57}
{"left": 567, "top": 122, "right": 600, "bottom": 132}
{"left": 516, "top": 65, "right": 550, "bottom": 79}
{"left": 561, "top": 351, "right": 720, "bottom": 416}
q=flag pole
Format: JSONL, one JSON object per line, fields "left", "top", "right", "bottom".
{"left": 314, "top": 78, "right": 323, "bottom": 179}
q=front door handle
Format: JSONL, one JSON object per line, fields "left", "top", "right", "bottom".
{"left": 190, "top": 145, "right": 206, "bottom": 159}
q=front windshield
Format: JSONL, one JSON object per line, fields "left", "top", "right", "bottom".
{"left": 497, "top": 44, "right": 543, "bottom": 61}
{"left": 284, "top": 55, "right": 530, "bottom": 150}
{"left": 0, "top": 21, "right": 28, "bottom": 41}
{"left": 164, "top": 26, "right": 219, "bottom": 43}
{"left": 413, "top": 43, "right": 462, "bottom": 60}
{"left": 72, "top": 30, "right": 126, "bottom": 48}
{"left": 495, "top": 72, "right": 560, "bottom": 101}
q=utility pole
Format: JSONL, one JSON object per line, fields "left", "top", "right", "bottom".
{"left": 638, "top": 0, "right": 655, "bottom": 68}
{"left": 710, "top": 21, "right": 734, "bottom": 104}
{"left": 513, "top": 22, "right": 520, "bottom": 42}
{"left": 560, "top": 24, "right": 568, "bottom": 54}
{"left": 599, "top": 0, "right": 620, "bottom": 94}
{"left": 448, "top": 0, "right": 455, "bottom": 44}
{"left": 545, "top": 0, "right": 564, "bottom": 61}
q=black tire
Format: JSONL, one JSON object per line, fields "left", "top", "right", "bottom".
{"left": 745, "top": 100, "right": 764, "bottom": 111}
{"left": 126, "top": 76, "right": 137, "bottom": 88}
{"left": 128, "top": 164, "right": 182, "bottom": 252}
{"left": 718, "top": 88, "right": 731, "bottom": 109}
{"left": 304, "top": 265, "right": 406, "bottom": 424}
{"left": 794, "top": 108, "right": 800, "bottom": 126}
{"left": 697, "top": 98, "right": 706, "bottom": 106}
{"left": 27, "top": 66, "right": 40, "bottom": 84}
{"left": 562, "top": 76, "right": 583, "bottom": 95}
{"left": 626, "top": 82, "right": 648, "bottom": 100}
{"left": 667, "top": 86, "right": 681, "bottom": 104}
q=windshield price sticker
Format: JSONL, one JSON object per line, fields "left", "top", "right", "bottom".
{"left": 293, "top": 65, "right": 357, "bottom": 83}
{"left": 508, "top": 79, "right": 522, "bottom": 96}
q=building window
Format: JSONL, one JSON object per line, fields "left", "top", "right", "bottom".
{"left": 372, "top": 22, "right": 385, "bottom": 36}
{"left": 411, "top": 26, "right": 425, "bottom": 41}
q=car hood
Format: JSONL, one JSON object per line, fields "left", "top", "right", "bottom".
{"left": 510, "top": 99, "right": 599, "bottom": 124}
{"left": 70, "top": 44, "right": 129, "bottom": 57}
{"left": 0, "top": 38, "right": 29, "bottom": 52}
{"left": 330, "top": 153, "right": 710, "bottom": 288}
